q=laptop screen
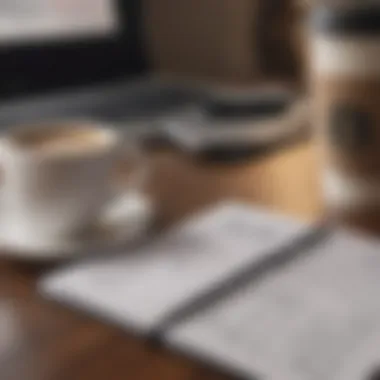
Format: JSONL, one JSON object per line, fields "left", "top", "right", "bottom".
{"left": 0, "top": 0, "right": 120, "bottom": 45}
{"left": 0, "top": 0, "right": 146, "bottom": 99}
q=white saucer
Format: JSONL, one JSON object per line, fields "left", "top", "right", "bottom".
{"left": 0, "top": 191, "right": 155, "bottom": 262}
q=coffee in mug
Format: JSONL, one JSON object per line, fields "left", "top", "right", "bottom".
{"left": 310, "top": 3, "right": 380, "bottom": 226}
{"left": 14, "top": 125, "right": 110, "bottom": 155}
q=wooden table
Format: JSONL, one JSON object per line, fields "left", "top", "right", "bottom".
{"left": 0, "top": 142, "right": 323, "bottom": 380}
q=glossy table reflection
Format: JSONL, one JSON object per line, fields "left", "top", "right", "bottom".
{"left": 0, "top": 143, "right": 322, "bottom": 380}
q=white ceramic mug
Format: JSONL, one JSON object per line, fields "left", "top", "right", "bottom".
{"left": 0, "top": 121, "right": 147, "bottom": 247}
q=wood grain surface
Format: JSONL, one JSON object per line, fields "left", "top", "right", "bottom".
{"left": 0, "top": 143, "right": 323, "bottom": 380}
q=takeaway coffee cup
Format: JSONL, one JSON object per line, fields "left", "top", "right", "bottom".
{"left": 310, "top": 3, "right": 380, "bottom": 217}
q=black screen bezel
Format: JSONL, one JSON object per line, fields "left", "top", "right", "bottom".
{"left": 0, "top": 0, "right": 147, "bottom": 99}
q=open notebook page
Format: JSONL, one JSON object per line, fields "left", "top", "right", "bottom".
{"left": 40, "top": 202, "right": 312, "bottom": 334}
{"left": 166, "top": 230, "right": 380, "bottom": 380}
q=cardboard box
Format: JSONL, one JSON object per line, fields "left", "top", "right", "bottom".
{"left": 142, "top": 0, "right": 261, "bottom": 84}
{"left": 143, "top": 0, "right": 305, "bottom": 85}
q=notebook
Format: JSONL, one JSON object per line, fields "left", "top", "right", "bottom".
{"left": 40, "top": 202, "right": 380, "bottom": 380}
{"left": 165, "top": 230, "right": 380, "bottom": 380}
{"left": 40, "top": 202, "right": 316, "bottom": 335}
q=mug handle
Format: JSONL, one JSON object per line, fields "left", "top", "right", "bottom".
{"left": 114, "top": 137, "right": 149, "bottom": 192}
{"left": 0, "top": 137, "right": 7, "bottom": 193}
{"left": 99, "top": 137, "right": 152, "bottom": 229}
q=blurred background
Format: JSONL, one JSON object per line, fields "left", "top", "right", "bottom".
{"left": 0, "top": 0, "right": 307, "bottom": 100}
{"left": 4, "top": 3, "right": 380, "bottom": 380}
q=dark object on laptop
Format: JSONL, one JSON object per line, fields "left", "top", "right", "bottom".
{"left": 203, "top": 87, "right": 295, "bottom": 120}
{"left": 163, "top": 86, "right": 309, "bottom": 162}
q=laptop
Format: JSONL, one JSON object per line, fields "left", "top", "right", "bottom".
{"left": 0, "top": 0, "right": 204, "bottom": 142}
{"left": 0, "top": 0, "right": 146, "bottom": 100}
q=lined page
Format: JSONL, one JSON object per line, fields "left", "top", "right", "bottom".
{"left": 40, "top": 202, "right": 312, "bottom": 333}
{"left": 166, "top": 230, "right": 380, "bottom": 380}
